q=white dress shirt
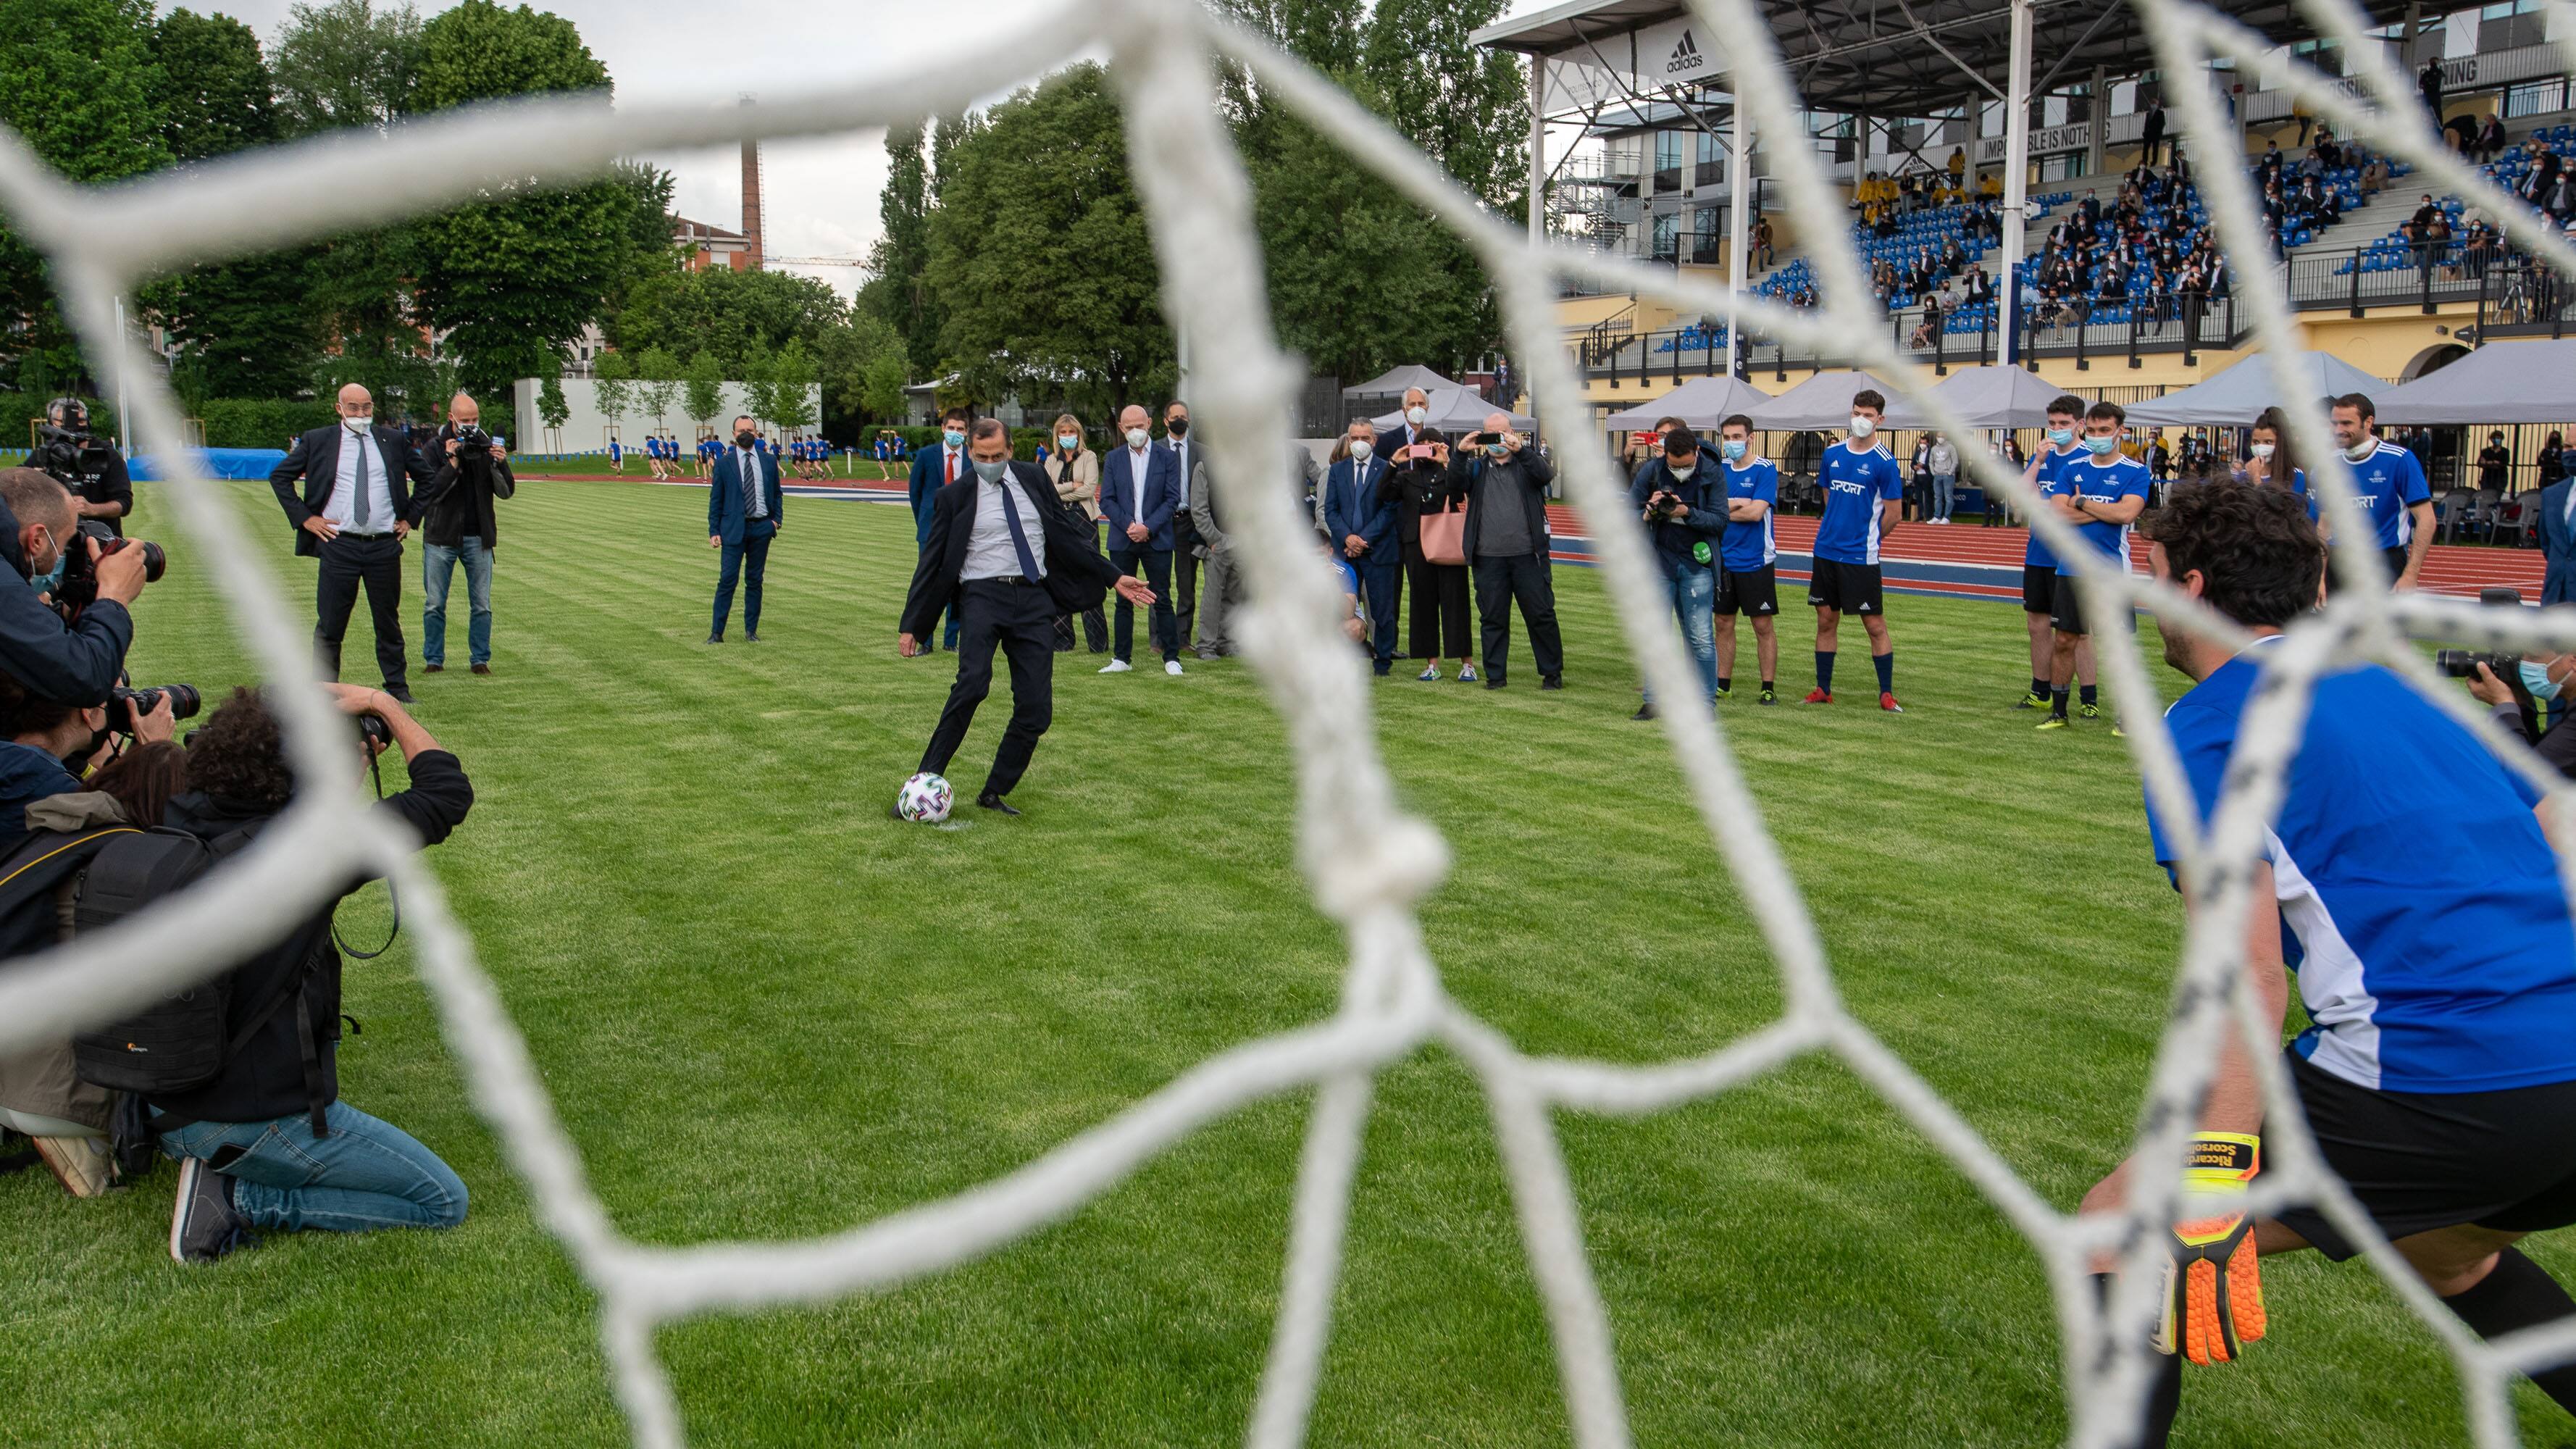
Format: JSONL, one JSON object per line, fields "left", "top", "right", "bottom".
{"left": 1124, "top": 445, "right": 1153, "bottom": 527}
{"left": 961, "top": 469, "right": 1047, "bottom": 582}
{"left": 322, "top": 423, "right": 395, "bottom": 534}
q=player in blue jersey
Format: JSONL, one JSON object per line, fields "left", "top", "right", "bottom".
{"left": 2037, "top": 401, "right": 2150, "bottom": 732}
{"left": 1803, "top": 389, "right": 1906, "bottom": 711}
{"left": 2018, "top": 396, "right": 2089, "bottom": 709}
{"left": 1713, "top": 414, "right": 1780, "bottom": 704}
{"left": 2326, "top": 393, "right": 2435, "bottom": 590}
{"left": 608, "top": 435, "right": 624, "bottom": 472}
{"left": 2082, "top": 480, "right": 2576, "bottom": 1443}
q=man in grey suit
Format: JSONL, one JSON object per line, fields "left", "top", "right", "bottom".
{"left": 1188, "top": 448, "right": 1234, "bottom": 658}
{"left": 2542, "top": 472, "right": 2576, "bottom": 606}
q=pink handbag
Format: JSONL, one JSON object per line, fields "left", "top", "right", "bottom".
{"left": 1419, "top": 498, "right": 1468, "bottom": 567}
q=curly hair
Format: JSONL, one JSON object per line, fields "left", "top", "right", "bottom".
{"left": 2138, "top": 478, "right": 2325, "bottom": 630}
{"left": 182, "top": 687, "right": 295, "bottom": 810}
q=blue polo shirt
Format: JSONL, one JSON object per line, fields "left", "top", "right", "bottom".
{"left": 1720, "top": 458, "right": 1780, "bottom": 572}
{"left": 2025, "top": 444, "right": 2082, "bottom": 569}
{"left": 2051, "top": 451, "right": 2152, "bottom": 577}
{"left": 2344, "top": 440, "right": 2431, "bottom": 549}
{"left": 1813, "top": 440, "right": 1904, "bottom": 565}
{"left": 2144, "top": 638, "right": 2576, "bottom": 1093}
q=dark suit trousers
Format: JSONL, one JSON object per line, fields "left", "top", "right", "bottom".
{"left": 1472, "top": 552, "right": 1564, "bottom": 682}
{"left": 1402, "top": 543, "right": 1471, "bottom": 661}
{"left": 921, "top": 578, "right": 1055, "bottom": 797}
{"left": 1108, "top": 546, "right": 1176, "bottom": 661}
{"left": 713, "top": 529, "right": 773, "bottom": 636}
{"left": 2548, "top": 557, "right": 2576, "bottom": 608}
{"left": 314, "top": 534, "right": 407, "bottom": 688}
{"left": 1173, "top": 547, "right": 1200, "bottom": 646}
{"left": 1358, "top": 559, "right": 1401, "bottom": 668}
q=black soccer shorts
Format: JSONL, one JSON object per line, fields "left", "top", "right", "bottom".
{"left": 1718, "top": 563, "right": 1779, "bottom": 617}
{"left": 1806, "top": 559, "right": 1883, "bottom": 615}
{"left": 2023, "top": 563, "right": 2057, "bottom": 614}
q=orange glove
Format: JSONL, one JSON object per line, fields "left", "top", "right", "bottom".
{"left": 2154, "top": 1132, "right": 2266, "bottom": 1365}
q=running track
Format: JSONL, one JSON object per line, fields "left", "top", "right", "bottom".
{"left": 532, "top": 472, "right": 2543, "bottom": 604}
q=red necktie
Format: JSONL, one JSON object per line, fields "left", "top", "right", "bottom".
{"left": 945, "top": 450, "right": 956, "bottom": 487}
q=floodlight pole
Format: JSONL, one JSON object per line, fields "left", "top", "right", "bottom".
{"left": 1998, "top": 0, "right": 2034, "bottom": 368}
{"left": 1726, "top": 104, "right": 1752, "bottom": 377}
{"left": 112, "top": 296, "right": 130, "bottom": 457}
{"left": 1529, "top": 53, "right": 1546, "bottom": 425}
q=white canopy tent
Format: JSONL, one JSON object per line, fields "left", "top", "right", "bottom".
{"left": 1603, "top": 375, "right": 1774, "bottom": 430}
{"left": 1746, "top": 369, "right": 1903, "bottom": 432}
{"left": 1344, "top": 364, "right": 1468, "bottom": 399}
{"left": 2370, "top": 341, "right": 2576, "bottom": 425}
{"left": 1370, "top": 387, "right": 1535, "bottom": 434}
{"left": 2123, "top": 352, "right": 2388, "bottom": 427}
{"left": 1879, "top": 366, "right": 2070, "bottom": 430}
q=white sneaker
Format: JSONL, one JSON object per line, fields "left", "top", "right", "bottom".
{"left": 35, "top": 1134, "right": 114, "bottom": 1198}
{"left": 1459, "top": 664, "right": 1479, "bottom": 682}
{"left": 1417, "top": 664, "right": 1441, "bottom": 681}
{"left": 1165, "top": 659, "right": 1185, "bottom": 676}
{"left": 1099, "top": 659, "right": 1134, "bottom": 674}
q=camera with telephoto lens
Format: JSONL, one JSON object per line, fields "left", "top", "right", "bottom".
{"left": 450, "top": 425, "right": 493, "bottom": 460}
{"left": 111, "top": 683, "right": 199, "bottom": 724}
{"left": 48, "top": 521, "right": 164, "bottom": 622}
{"left": 2435, "top": 587, "right": 2527, "bottom": 678}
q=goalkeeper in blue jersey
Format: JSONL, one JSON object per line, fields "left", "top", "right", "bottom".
{"left": 2083, "top": 479, "right": 2576, "bottom": 1444}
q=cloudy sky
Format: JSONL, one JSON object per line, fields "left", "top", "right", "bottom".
{"left": 207, "top": 0, "right": 1556, "bottom": 298}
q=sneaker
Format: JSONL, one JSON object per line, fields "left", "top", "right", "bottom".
{"left": 1802, "top": 688, "right": 1832, "bottom": 704}
{"left": 2016, "top": 691, "right": 2048, "bottom": 709}
{"left": 2077, "top": 701, "right": 2102, "bottom": 720}
{"left": 1165, "top": 659, "right": 1185, "bottom": 677}
{"left": 2036, "top": 714, "right": 2071, "bottom": 731}
{"left": 170, "top": 1156, "right": 246, "bottom": 1264}
{"left": 1757, "top": 687, "right": 1777, "bottom": 705}
{"left": 1879, "top": 691, "right": 1904, "bottom": 713}
{"left": 1417, "top": 665, "right": 1441, "bottom": 681}
{"left": 1459, "top": 664, "right": 1478, "bottom": 682}
{"left": 1632, "top": 702, "right": 1657, "bottom": 721}
{"left": 1715, "top": 685, "right": 1731, "bottom": 700}
{"left": 1540, "top": 675, "right": 1563, "bottom": 691}
{"left": 1100, "top": 659, "right": 1134, "bottom": 674}
{"left": 34, "top": 1135, "right": 113, "bottom": 1198}
{"left": 2112, "top": 722, "right": 2127, "bottom": 738}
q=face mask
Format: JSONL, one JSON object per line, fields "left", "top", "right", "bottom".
{"left": 2344, "top": 438, "right": 2376, "bottom": 462}
{"left": 972, "top": 459, "right": 1007, "bottom": 483}
{"left": 342, "top": 416, "right": 369, "bottom": 433}
{"left": 2046, "top": 427, "right": 2073, "bottom": 446}
{"left": 2493, "top": 437, "right": 2506, "bottom": 447}
{"left": 1405, "top": 406, "right": 1428, "bottom": 427}
{"left": 1350, "top": 439, "right": 1373, "bottom": 461}
{"left": 1125, "top": 427, "right": 1150, "bottom": 449}
{"left": 737, "top": 430, "right": 758, "bottom": 449}
{"left": 1058, "top": 435, "right": 1079, "bottom": 453}
{"left": 2524, "top": 660, "right": 2564, "bottom": 701}
{"left": 1666, "top": 462, "right": 1695, "bottom": 480}
{"left": 2249, "top": 443, "right": 2275, "bottom": 460}
{"left": 1166, "top": 418, "right": 1189, "bottom": 438}
{"left": 943, "top": 428, "right": 966, "bottom": 449}
{"left": 2082, "top": 435, "right": 2119, "bottom": 455}
{"left": 1849, "top": 416, "right": 1876, "bottom": 440}
{"left": 1721, "top": 440, "right": 1747, "bottom": 462}
{"left": 28, "top": 530, "right": 61, "bottom": 593}
{"left": 1486, "top": 440, "right": 1510, "bottom": 459}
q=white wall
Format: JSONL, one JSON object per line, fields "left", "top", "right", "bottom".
{"left": 509, "top": 375, "right": 824, "bottom": 453}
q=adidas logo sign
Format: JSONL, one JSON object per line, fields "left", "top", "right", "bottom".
{"left": 1666, "top": 29, "right": 1703, "bottom": 74}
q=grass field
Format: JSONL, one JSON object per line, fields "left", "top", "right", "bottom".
{"left": 3, "top": 474, "right": 2569, "bottom": 1449}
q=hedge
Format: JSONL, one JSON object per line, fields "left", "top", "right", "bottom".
{"left": 0, "top": 395, "right": 523, "bottom": 451}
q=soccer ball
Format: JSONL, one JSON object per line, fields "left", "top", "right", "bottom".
{"left": 895, "top": 772, "right": 953, "bottom": 823}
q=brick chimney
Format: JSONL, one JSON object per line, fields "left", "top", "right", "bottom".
{"left": 739, "top": 101, "right": 764, "bottom": 271}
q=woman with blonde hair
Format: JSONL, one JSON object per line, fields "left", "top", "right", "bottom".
{"left": 1042, "top": 413, "right": 1107, "bottom": 653}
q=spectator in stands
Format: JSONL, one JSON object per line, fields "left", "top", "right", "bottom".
{"left": 2479, "top": 114, "right": 2509, "bottom": 164}
{"left": 2140, "top": 101, "right": 2167, "bottom": 167}
{"left": 2522, "top": 140, "right": 2562, "bottom": 205}
{"left": 2259, "top": 139, "right": 2284, "bottom": 185}
{"left": 1752, "top": 216, "right": 1775, "bottom": 269}
{"left": 2479, "top": 432, "right": 2513, "bottom": 495}
{"left": 2360, "top": 154, "right": 2391, "bottom": 196}
{"left": 1946, "top": 146, "right": 1965, "bottom": 188}
{"left": 2419, "top": 57, "right": 2443, "bottom": 127}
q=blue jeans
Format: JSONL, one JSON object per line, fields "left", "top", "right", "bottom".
{"left": 1645, "top": 564, "right": 1718, "bottom": 703}
{"left": 159, "top": 1101, "right": 467, "bottom": 1235}
{"left": 1933, "top": 473, "right": 1956, "bottom": 520}
{"left": 421, "top": 538, "right": 493, "bottom": 667}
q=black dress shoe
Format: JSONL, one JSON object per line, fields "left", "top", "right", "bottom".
{"left": 384, "top": 684, "right": 414, "bottom": 704}
{"left": 423, "top": 664, "right": 443, "bottom": 674}
{"left": 1631, "top": 702, "right": 1656, "bottom": 721}
{"left": 744, "top": 631, "right": 760, "bottom": 643}
{"left": 706, "top": 634, "right": 723, "bottom": 645}
{"left": 1484, "top": 676, "right": 1507, "bottom": 690}
{"left": 1540, "top": 675, "right": 1564, "bottom": 691}
{"left": 977, "top": 792, "right": 1021, "bottom": 817}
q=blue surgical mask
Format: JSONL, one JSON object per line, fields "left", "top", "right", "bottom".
{"left": 2083, "top": 435, "right": 2119, "bottom": 455}
{"left": 28, "top": 531, "right": 61, "bottom": 593}
{"left": 2046, "top": 427, "right": 2073, "bottom": 446}
{"left": 943, "top": 428, "right": 966, "bottom": 449}
{"left": 1721, "top": 440, "right": 1747, "bottom": 462}
{"left": 2523, "top": 659, "right": 2564, "bottom": 701}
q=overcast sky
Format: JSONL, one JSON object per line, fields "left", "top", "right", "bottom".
{"left": 203, "top": 0, "right": 1558, "bottom": 299}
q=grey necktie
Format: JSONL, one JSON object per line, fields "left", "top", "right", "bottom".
{"left": 741, "top": 450, "right": 761, "bottom": 518}
{"left": 351, "top": 429, "right": 372, "bottom": 530}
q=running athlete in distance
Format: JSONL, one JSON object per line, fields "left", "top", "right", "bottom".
{"left": 2036, "top": 401, "right": 2149, "bottom": 733}
{"left": 1804, "top": 390, "right": 1904, "bottom": 711}
{"left": 2083, "top": 480, "right": 2576, "bottom": 1445}
{"left": 2018, "top": 396, "right": 2091, "bottom": 709}
{"left": 1714, "top": 414, "right": 1781, "bottom": 704}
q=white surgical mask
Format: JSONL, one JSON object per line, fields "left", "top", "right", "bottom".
{"left": 2249, "top": 443, "right": 2276, "bottom": 460}
{"left": 1125, "top": 427, "right": 1150, "bottom": 448}
{"left": 1350, "top": 439, "right": 1373, "bottom": 461}
{"left": 1849, "top": 416, "right": 1876, "bottom": 440}
{"left": 342, "top": 415, "right": 369, "bottom": 433}
{"left": 1057, "top": 435, "right": 1079, "bottom": 452}
{"left": 1667, "top": 462, "right": 1695, "bottom": 480}
{"left": 2524, "top": 659, "right": 2564, "bottom": 701}
{"left": 1405, "top": 406, "right": 1428, "bottom": 427}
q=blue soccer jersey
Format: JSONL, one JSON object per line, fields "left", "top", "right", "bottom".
{"left": 1813, "top": 440, "right": 1904, "bottom": 565}
{"left": 2052, "top": 452, "right": 2151, "bottom": 577}
{"left": 1720, "top": 458, "right": 1779, "bottom": 572}
{"left": 2282, "top": 467, "right": 2320, "bottom": 521}
{"left": 2025, "top": 445, "right": 2082, "bottom": 569}
{"left": 2144, "top": 639, "right": 2576, "bottom": 1093}
{"left": 2345, "top": 440, "right": 2430, "bottom": 548}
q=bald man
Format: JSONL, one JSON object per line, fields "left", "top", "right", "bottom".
{"left": 269, "top": 384, "right": 439, "bottom": 702}
{"left": 418, "top": 392, "right": 514, "bottom": 675}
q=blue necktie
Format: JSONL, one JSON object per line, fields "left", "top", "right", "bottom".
{"left": 995, "top": 478, "right": 1041, "bottom": 581}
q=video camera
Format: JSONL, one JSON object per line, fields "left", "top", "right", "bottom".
{"left": 33, "top": 398, "right": 116, "bottom": 490}
{"left": 449, "top": 425, "right": 495, "bottom": 461}
{"left": 49, "top": 520, "right": 163, "bottom": 623}
{"left": 2436, "top": 587, "right": 2528, "bottom": 678}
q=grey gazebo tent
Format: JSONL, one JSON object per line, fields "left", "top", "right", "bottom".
{"left": 1745, "top": 369, "right": 1904, "bottom": 432}
{"left": 1603, "top": 375, "right": 1774, "bottom": 430}
{"left": 2123, "top": 352, "right": 2388, "bottom": 427}
{"left": 1343, "top": 364, "right": 1468, "bottom": 399}
{"left": 2371, "top": 341, "right": 2576, "bottom": 425}
{"left": 1369, "top": 387, "right": 1534, "bottom": 433}
{"left": 1879, "top": 366, "right": 2072, "bottom": 430}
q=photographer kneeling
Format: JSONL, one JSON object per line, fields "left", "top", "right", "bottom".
{"left": 156, "top": 683, "right": 474, "bottom": 1262}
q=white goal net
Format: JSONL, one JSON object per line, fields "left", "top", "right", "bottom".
{"left": 6, "top": 0, "right": 2576, "bottom": 1445}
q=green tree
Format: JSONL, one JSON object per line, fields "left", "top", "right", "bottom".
{"left": 609, "top": 264, "right": 848, "bottom": 374}
{"left": 152, "top": 8, "right": 278, "bottom": 159}
{"left": 858, "top": 119, "right": 940, "bottom": 375}
{"left": 536, "top": 364, "right": 569, "bottom": 440}
{"left": 1359, "top": 0, "right": 1525, "bottom": 208}
{"left": 634, "top": 345, "right": 680, "bottom": 435}
{"left": 810, "top": 310, "right": 908, "bottom": 427}
{"left": 590, "top": 349, "right": 630, "bottom": 438}
{"left": 682, "top": 348, "right": 724, "bottom": 437}
{"left": 736, "top": 338, "right": 777, "bottom": 429}
{"left": 768, "top": 339, "right": 816, "bottom": 434}
{"left": 928, "top": 64, "right": 1169, "bottom": 419}
{"left": 269, "top": 0, "right": 422, "bottom": 135}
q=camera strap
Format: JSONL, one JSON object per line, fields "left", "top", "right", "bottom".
{"left": 330, "top": 745, "right": 400, "bottom": 961}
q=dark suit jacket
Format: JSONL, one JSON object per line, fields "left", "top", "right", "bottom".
{"left": 268, "top": 424, "right": 437, "bottom": 558}
{"left": 1323, "top": 455, "right": 1395, "bottom": 561}
{"left": 900, "top": 462, "right": 1122, "bottom": 638}
{"left": 908, "top": 443, "right": 966, "bottom": 545}
{"left": 1100, "top": 444, "right": 1181, "bottom": 552}
{"left": 1447, "top": 448, "right": 1556, "bottom": 559}
{"left": 2541, "top": 479, "right": 2576, "bottom": 606}
{"left": 709, "top": 447, "right": 784, "bottom": 546}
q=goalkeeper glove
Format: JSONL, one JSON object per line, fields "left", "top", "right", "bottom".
{"left": 2154, "top": 1131, "right": 2266, "bottom": 1365}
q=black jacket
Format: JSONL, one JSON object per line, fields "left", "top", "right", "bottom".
{"left": 148, "top": 751, "right": 474, "bottom": 1127}
{"left": 1629, "top": 448, "right": 1726, "bottom": 577}
{"left": 1377, "top": 427, "right": 1451, "bottom": 546}
{"left": 0, "top": 493, "right": 133, "bottom": 706}
{"left": 1445, "top": 446, "right": 1555, "bottom": 559}
{"left": 418, "top": 423, "right": 518, "bottom": 551}
{"left": 267, "top": 423, "right": 439, "bottom": 558}
{"left": 900, "top": 462, "right": 1125, "bottom": 638}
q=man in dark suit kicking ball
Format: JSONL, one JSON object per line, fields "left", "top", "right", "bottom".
{"left": 900, "top": 418, "right": 1155, "bottom": 815}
